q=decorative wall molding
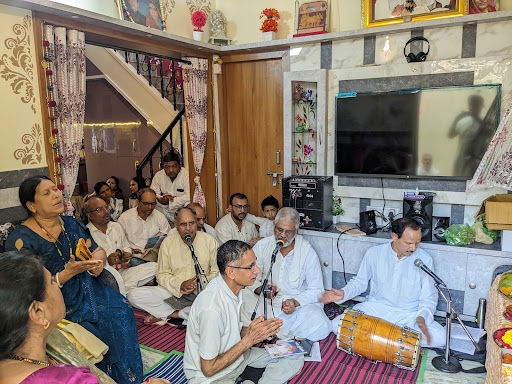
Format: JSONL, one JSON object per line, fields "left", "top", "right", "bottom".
{"left": 0, "top": 15, "right": 35, "bottom": 113}
{"left": 13, "top": 123, "right": 43, "bottom": 164}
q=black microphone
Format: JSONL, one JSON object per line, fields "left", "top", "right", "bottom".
{"left": 414, "top": 258, "right": 445, "bottom": 286}
{"left": 184, "top": 234, "right": 194, "bottom": 252}
{"left": 271, "top": 239, "right": 285, "bottom": 263}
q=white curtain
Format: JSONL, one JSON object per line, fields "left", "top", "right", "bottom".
{"left": 468, "top": 103, "right": 512, "bottom": 191}
{"left": 182, "top": 57, "right": 208, "bottom": 207}
{"left": 44, "top": 26, "right": 86, "bottom": 215}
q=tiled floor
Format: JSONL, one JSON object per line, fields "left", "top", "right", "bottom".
{"left": 422, "top": 349, "right": 486, "bottom": 384}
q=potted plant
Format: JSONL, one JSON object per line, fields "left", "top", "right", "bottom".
{"left": 191, "top": 10, "right": 207, "bottom": 41}
{"left": 260, "top": 8, "right": 280, "bottom": 41}
{"left": 332, "top": 195, "right": 345, "bottom": 224}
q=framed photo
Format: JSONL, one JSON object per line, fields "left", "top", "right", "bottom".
{"left": 118, "top": 0, "right": 165, "bottom": 31}
{"left": 294, "top": 1, "right": 329, "bottom": 37}
{"left": 469, "top": 0, "right": 499, "bottom": 14}
{"left": 363, "top": 0, "right": 467, "bottom": 28}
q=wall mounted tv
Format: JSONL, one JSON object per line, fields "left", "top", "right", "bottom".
{"left": 334, "top": 84, "right": 501, "bottom": 179}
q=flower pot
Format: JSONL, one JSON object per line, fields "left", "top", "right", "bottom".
{"left": 193, "top": 30, "right": 203, "bottom": 41}
{"left": 263, "top": 31, "right": 276, "bottom": 41}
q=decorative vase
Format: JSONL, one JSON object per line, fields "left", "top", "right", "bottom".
{"left": 263, "top": 31, "right": 276, "bottom": 41}
{"left": 193, "top": 30, "right": 203, "bottom": 41}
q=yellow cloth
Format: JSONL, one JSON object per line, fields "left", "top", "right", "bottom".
{"left": 156, "top": 231, "right": 219, "bottom": 298}
{"left": 56, "top": 319, "right": 109, "bottom": 364}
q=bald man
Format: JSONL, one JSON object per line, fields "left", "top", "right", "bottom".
{"left": 168, "top": 202, "right": 217, "bottom": 242}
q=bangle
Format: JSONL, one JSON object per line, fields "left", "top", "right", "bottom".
{"left": 55, "top": 272, "right": 63, "bottom": 288}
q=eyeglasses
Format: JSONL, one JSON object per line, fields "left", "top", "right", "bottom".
{"left": 140, "top": 201, "right": 157, "bottom": 207}
{"left": 232, "top": 204, "right": 249, "bottom": 210}
{"left": 275, "top": 226, "right": 296, "bottom": 236}
{"left": 178, "top": 221, "right": 196, "bottom": 228}
{"left": 229, "top": 260, "right": 258, "bottom": 272}
{"left": 88, "top": 205, "right": 109, "bottom": 213}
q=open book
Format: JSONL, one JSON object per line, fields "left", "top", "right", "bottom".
{"left": 264, "top": 339, "right": 313, "bottom": 359}
{"left": 144, "top": 234, "right": 167, "bottom": 249}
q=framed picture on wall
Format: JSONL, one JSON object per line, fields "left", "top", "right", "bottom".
{"left": 362, "top": 0, "right": 467, "bottom": 28}
{"left": 294, "top": 1, "right": 329, "bottom": 37}
{"left": 469, "top": 0, "right": 499, "bottom": 14}
{"left": 118, "top": 0, "right": 166, "bottom": 31}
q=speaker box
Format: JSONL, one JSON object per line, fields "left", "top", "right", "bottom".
{"left": 360, "top": 210, "right": 377, "bottom": 235}
{"left": 403, "top": 194, "right": 434, "bottom": 241}
{"left": 432, "top": 216, "right": 450, "bottom": 242}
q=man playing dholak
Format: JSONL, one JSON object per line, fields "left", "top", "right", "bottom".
{"left": 321, "top": 217, "right": 445, "bottom": 348}
{"left": 242, "top": 207, "right": 332, "bottom": 342}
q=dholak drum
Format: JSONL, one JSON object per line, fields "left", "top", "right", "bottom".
{"left": 337, "top": 309, "right": 421, "bottom": 370}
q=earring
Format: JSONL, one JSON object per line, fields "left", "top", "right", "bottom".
{"left": 43, "top": 319, "right": 50, "bottom": 330}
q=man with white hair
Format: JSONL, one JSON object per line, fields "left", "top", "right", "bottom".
{"left": 241, "top": 207, "right": 331, "bottom": 342}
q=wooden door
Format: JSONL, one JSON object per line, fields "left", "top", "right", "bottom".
{"left": 219, "top": 51, "right": 289, "bottom": 217}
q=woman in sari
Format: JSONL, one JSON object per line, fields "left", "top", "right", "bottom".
{"left": 5, "top": 176, "right": 144, "bottom": 384}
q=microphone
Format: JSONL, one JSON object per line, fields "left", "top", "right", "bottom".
{"left": 184, "top": 234, "right": 194, "bottom": 252}
{"left": 414, "top": 258, "right": 445, "bottom": 286}
{"left": 271, "top": 239, "right": 285, "bottom": 263}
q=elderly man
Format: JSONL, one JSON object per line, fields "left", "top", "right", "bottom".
{"left": 147, "top": 207, "right": 219, "bottom": 325}
{"left": 241, "top": 207, "right": 331, "bottom": 342}
{"left": 321, "top": 217, "right": 445, "bottom": 347}
{"left": 118, "top": 188, "right": 171, "bottom": 264}
{"left": 150, "top": 151, "right": 190, "bottom": 224}
{"left": 215, "top": 193, "right": 259, "bottom": 245}
{"left": 169, "top": 202, "right": 217, "bottom": 241}
{"left": 184, "top": 240, "right": 304, "bottom": 384}
{"left": 126, "top": 0, "right": 146, "bottom": 25}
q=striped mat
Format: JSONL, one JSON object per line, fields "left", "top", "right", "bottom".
{"left": 134, "top": 309, "right": 425, "bottom": 384}
{"left": 143, "top": 351, "right": 187, "bottom": 384}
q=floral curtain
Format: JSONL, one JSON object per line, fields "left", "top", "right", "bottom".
{"left": 43, "top": 26, "right": 86, "bottom": 215}
{"left": 468, "top": 103, "right": 512, "bottom": 191}
{"left": 182, "top": 57, "right": 208, "bottom": 207}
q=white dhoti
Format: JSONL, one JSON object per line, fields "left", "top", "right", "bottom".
{"left": 119, "top": 261, "right": 157, "bottom": 291}
{"left": 127, "top": 285, "right": 190, "bottom": 321}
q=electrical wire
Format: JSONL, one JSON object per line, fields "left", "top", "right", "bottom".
{"left": 335, "top": 227, "right": 355, "bottom": 285}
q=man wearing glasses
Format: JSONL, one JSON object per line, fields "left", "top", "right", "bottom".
{"left": 154, "top": 207, "right": 219, "bottom": 326}
{"left": 215, "top": 193, "right": 259, "bottom": 245}
{"left": 151, "top": 151, "right": 190, "bottom": 224}
{"left": 184, "top": 240, "right": 303, "bottom": 384}
{"left": 118, "top": 188, "right": 171, "bottom": 264}
{"left": 242, "top": 207, "right": 331, "bottom": 342}
{"left": 168, "top": 202, "right": 218, "bottom": 242}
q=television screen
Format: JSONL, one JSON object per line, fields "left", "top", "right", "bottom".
{"left": 334, "top": 84, "right": 501, "bottom": 179}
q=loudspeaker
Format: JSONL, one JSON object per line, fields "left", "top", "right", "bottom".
{"left": 403, "top": 36, "right": 430, "bottom": 63}
{"left": 403, "top": 194, "right": 434, "bottom": 241}
{"left": 432, "top": 216, "right": 450, "bottom": 242}
{"left": 360, "top": 210, "right": 377, "bottom": 235}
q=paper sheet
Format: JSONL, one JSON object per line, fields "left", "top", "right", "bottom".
{"left": 449, "top": 323, "right": 486, "bottom": 355}
{"left": 304, "top": 342, "right": 321, "bottom": 362}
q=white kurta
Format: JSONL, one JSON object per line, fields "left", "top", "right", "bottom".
{"left": 245, "top": 213, "right": 275, "bottom": 237}
{"left": 242, "top": 235, "right": 331, "bottom": 341}
{"left": 150, "top": 168, "right": 190, "bottom": 222}
{"left": 336, "top": 241, "right": 445, "bottom": 347}
{"left": 117, "top": 207, "right": 171, "bottom": 251}
{"left": 214, "top": 214, "right": 259, "bottom": 245}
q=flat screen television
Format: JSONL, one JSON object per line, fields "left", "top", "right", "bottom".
{"left": 334, "top": 84, "right": 501, "bottom": 179}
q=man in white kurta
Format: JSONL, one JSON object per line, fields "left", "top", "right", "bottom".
{"left": 242, "top": 208, "right": 331, "bottom": 342}
{"left": 321, "top": 217, "right": 445, "bottom": 348}
{"left": 117, "top": 188, "right": 171, "bottom": 261}
{"left": 150, "top": 151, "right": 190, "bottom": 223}
{"left": 184, "top": 240, "right": 303, "bottom": 384}
{"left": 215, "top": 193, "right": 259, "bottom": 245}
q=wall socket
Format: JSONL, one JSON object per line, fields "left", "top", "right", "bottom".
{"left": 366, "top": 206, "right": 400, "bottom": 227}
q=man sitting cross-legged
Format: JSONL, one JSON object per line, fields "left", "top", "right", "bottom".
{"left": 184, "top": 240, "right": 304, "bottom": 384}
{"left": 134, "top": 206, "right": 219, "bottom": 325}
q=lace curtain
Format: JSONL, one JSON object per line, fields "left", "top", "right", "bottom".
{"left": 182, "top": 57, "right": 208, "bottom": 207}
{"left": 43, "top": 26, "right": 86, "bottom": 215}
{"left": 468, "top": 103, "right": 512, "bottom": 191}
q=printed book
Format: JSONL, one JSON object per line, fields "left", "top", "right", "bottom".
{"left": 264, "top": 339, "right": 313, "bottom": 359}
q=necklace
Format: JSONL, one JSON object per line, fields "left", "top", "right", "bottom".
{"left": 33, "top": 217, "right": 72, "bottom": 266}
{"left": 8, "top": 354, "right": 55, "bottom": 367}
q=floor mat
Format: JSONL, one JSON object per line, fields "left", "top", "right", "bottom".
{"left": 143, "top": 351, "right": 187, "bottom": 384}
{"left": 134, "top": 309, "right": 186, "bottom": 353}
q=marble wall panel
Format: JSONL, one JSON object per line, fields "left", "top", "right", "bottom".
{"left": 290, "top": 43, "right": 321, "bottom": 72}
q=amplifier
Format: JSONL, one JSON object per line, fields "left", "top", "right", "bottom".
{"left": 282, "top": 176, "right": 333, "bottom": 231}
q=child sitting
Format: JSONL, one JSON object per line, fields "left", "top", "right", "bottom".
{"left": 246, "top": 195, "right": 279, "bottom": 238}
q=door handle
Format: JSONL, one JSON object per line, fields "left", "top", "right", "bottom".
{"left": 276, "top": 149, "right": 281, "bottom": 166}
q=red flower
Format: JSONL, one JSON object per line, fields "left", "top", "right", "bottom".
{"left": 259, "top": 8, "right": 280, "bottom": 33}
{"left": 48, "top": 100, "right": 56, "bottom": 107}
{"left": 46, "top": 69, "right": 53, "bottom": 76}
{"left": 57, "top": 184, "right": 65, "bottom": 191}
{"left": 191, "top": 10, "right": 207, "bottom": 31}
{"left": 55, "top": 156, "right": 62, "bottom": 163}
{"left": 42, "top": 40, "right": 50, "bottom": 47}
{"left": 52, "top": 128, "right": 59, "bottom": 134}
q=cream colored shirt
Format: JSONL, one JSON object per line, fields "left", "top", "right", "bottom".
{"left": 156, "top": 231, "right": 219, "bottom": 298}
{"left": 214, "top": 214, "right": 259, "bottom": 245}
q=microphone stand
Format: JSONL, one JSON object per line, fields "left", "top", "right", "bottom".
{"left": 251, "top": 244, "right": 282, "bottom": 321}
{"left": 432, "top": 283, "right": 479, "bottom": 373}
{"left": 186, "top": 237, "right": 208, "bottom": 294}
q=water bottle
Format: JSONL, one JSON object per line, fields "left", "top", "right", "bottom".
{"left": 475, "top": 298, "right": 486, "bottom": 329}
